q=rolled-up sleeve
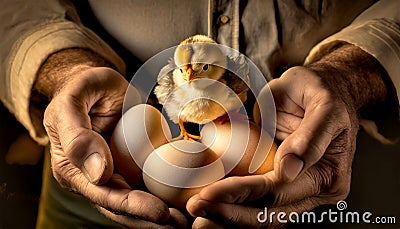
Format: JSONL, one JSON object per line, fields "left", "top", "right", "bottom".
{"left": 0, "top": 0, "right": 125, "bottom": 145}
{"left": 305, "top": 0, "right": 400, "bottom": 103}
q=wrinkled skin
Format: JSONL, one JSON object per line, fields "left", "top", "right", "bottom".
{"left": 43, "top": 67, "right": 187, "bottom": 228}
{"left": 187, "top": 66, "right": 359, "bottom": 228}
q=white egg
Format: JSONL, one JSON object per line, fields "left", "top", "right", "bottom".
{"left": 201, "top": 119, "right": 276, "bottom": 176}
{"left": 143, "top": 140, "right": 225, "bottom": 208}
{"left": 110, "top": 104, "right": 172, "bottom": 187}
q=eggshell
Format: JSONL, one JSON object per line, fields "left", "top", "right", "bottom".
{"left": 201, "top": 120, "right": 277, "bottom": 176}
{"left": 143, "top": 140, "right": 225, "bottom": 208}
{"left": 110, "top": 104, "right": 172, "bottom": 187}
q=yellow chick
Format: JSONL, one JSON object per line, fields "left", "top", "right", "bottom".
{"left": 154, "top": 35, "right": 249, "bottom": 140}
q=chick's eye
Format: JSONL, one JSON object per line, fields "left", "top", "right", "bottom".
{"left": 179, "top": 68, "right": 183, "bottom": 73}
{"left": 202, "top": 64, "right": 209, "bottom": 71}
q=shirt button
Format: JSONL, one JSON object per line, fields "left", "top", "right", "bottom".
{"left": 218, "top": 15, "right": 230, "bottom": 24}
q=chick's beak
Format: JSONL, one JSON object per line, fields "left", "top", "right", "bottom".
{"left": 183, "top": 66, "right": 193, "bottom": 82}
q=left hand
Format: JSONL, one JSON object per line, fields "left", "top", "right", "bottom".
{"left": 187, "top": 66, "right": 359, "bottom": 228}
{"left": 41, "top": 65, "right": 187, "bottom": 228}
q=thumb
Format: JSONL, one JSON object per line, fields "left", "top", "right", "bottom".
{"left": 274, "top": 97, "right": 346, "bottom": 183}
{"left": 65, "top": 129, "right": 114, "bottom": 185}
{"left": 272, "top": 66, "right": 348, "bottom": 183}
{"left": 44, "top": 93, "right": 113, "bottom": 185}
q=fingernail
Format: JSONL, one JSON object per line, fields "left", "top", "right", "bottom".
{"left": 83, "top": 152, "right": 105, "bottom": 184}
{"left": 280, "top": 154, "right": 304, "bottom": 182}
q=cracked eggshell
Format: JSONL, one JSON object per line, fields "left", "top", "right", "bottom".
{"left": 110, "top": 104, "right": 172, "bottom": 187}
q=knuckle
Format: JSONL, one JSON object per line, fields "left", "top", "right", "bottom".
{"left": 51, "top": 161, "right": 80, "bottom": 192}
{"left": 313, "top": 159, "right": 351, "bottom": 204}
{"left": 316, "top": 165, "right": 333, "bottom": 193}
{"left": 43, "top": 104, "right": 57, "bottom": 133}
{"left": 61, "top": 129, "right": 87, "bottom": 157}
{"left": 316, "top": 86, "right": 335, "bottom": 103}
{"left": 273, "top": 192, "right": 291, "bottom": 207}
{"left": 221, "top": 177, "right": 247, "bottom": 202}
{"left": 225, "top": 209, "right": 241, "bottom": 225}
{"left": 306, "top": 139, "right": 326, "bottom": 162}
{"left": 106, "top": 191, "right": 130, "bottom": 214}
{"left": 101, "top": 189, "right": 143, "bottom": 216}
{"left": 304, "top": 170, "right": 324, "bottom": 196}
{"left": 120, "top": 192, "right": 130, "bottom": 210}
{"left": 49, "top": 150, "right": 84, "bottom": 193}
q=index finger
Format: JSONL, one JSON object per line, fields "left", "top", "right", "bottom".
{"left": 67, "top": 163, "right": 171, "bottom": 223}
{"left": 194, "top": 174, "right": 274, "bottom": 204}
{"left": 189, "top": 167, "right": 322, "bottom": 206}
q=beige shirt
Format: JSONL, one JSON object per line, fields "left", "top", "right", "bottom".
{"left": 0, "top": 0, "right": 399, "bottom": 146}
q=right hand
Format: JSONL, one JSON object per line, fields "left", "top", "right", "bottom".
{"left": 187, "top": 66, "right": 359, "bottom": 228}
{"left": 43, "top": 66, "right": 187, "bottom": 228}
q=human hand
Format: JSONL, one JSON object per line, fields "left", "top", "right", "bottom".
{"left": 187, "top": 66, "right": 358, "bottom": 228}
{"left": 187, "top": 44, "right": 388, "bottom": 228}
{"left": 38, "top": 50, "right": 187, "bottom": 228}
